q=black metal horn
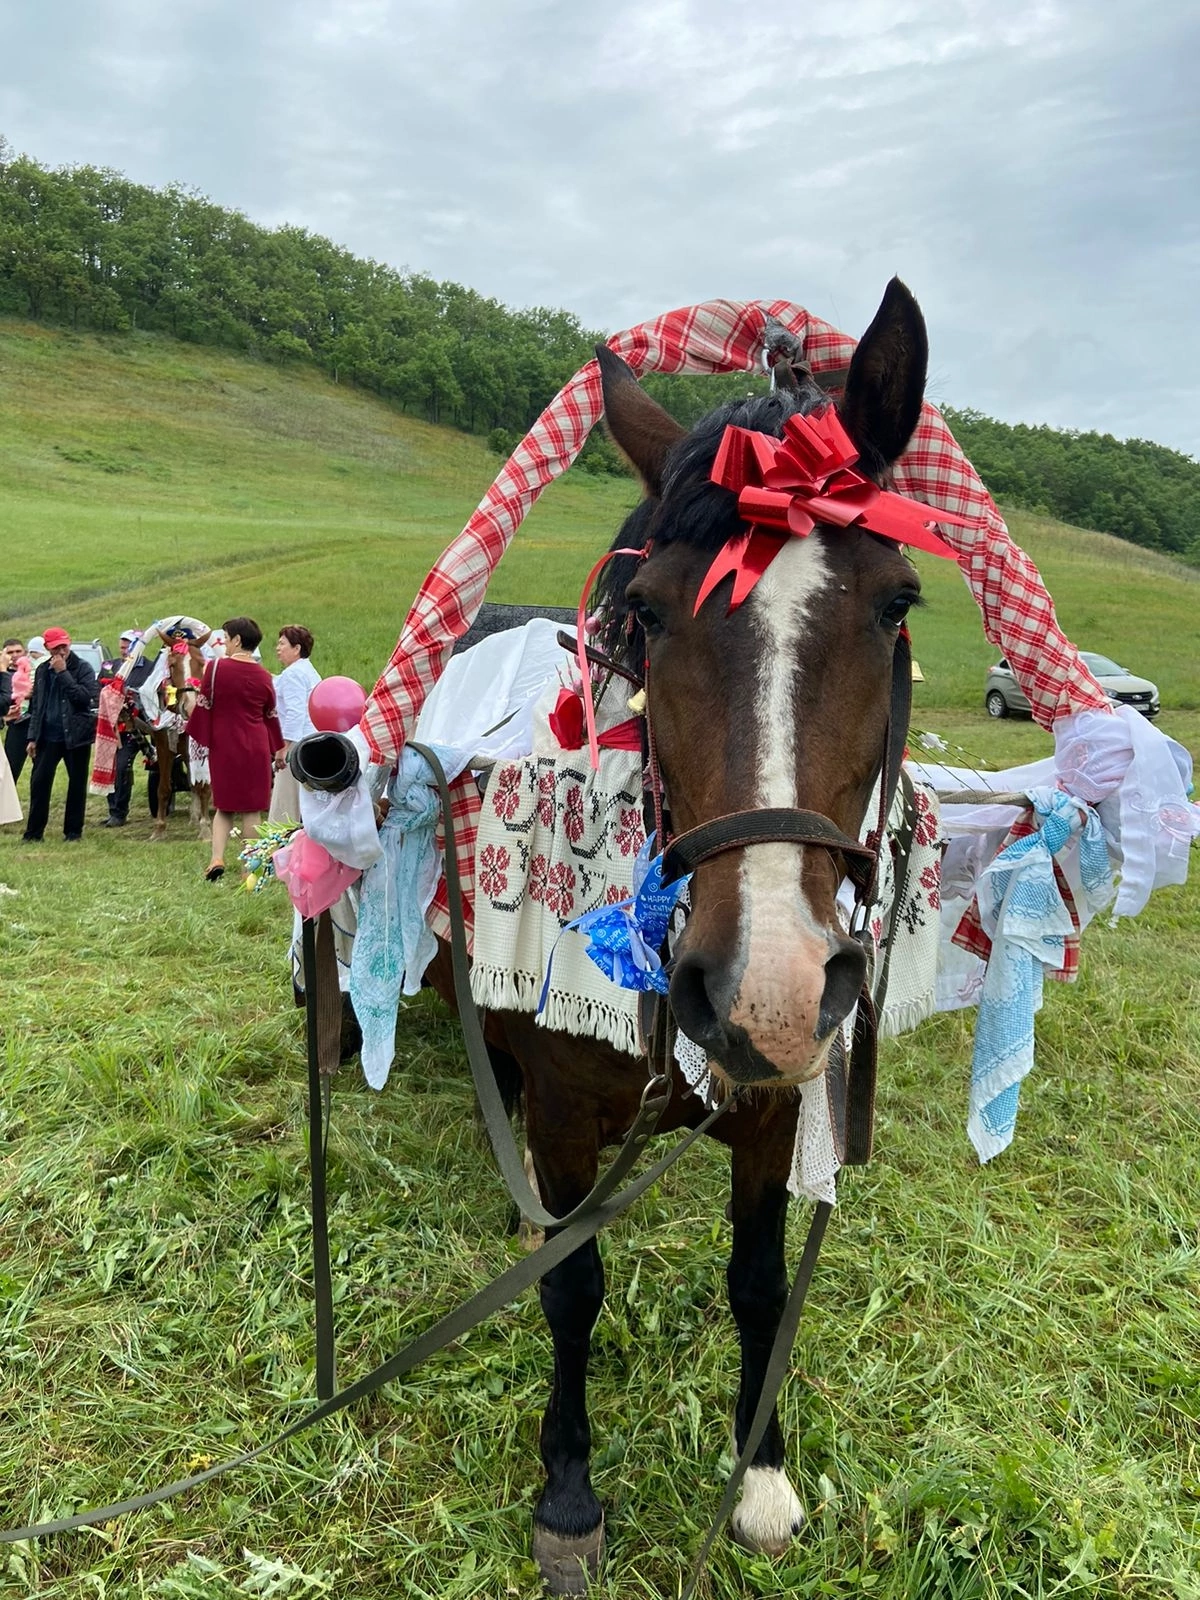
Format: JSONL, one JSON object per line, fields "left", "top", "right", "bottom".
{"left": 288, "top": 732, "right": 360, "bottom": 793}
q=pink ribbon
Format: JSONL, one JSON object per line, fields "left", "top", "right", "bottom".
{"left": 696, "top": 410, "right": 970, "bottom": 613}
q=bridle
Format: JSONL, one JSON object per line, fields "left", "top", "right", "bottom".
{"left": 576, "top": 552, "right": 914, "bottom": 928}
{"left": 660, "top": 623, "right": 913, "bottom": 918}
{"left": 576, "top": 535, "right": 915, "bottom": 1166}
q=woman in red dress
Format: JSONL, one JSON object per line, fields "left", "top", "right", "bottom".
{"left": 185, "top": 616, "right": 284, "bottom": 880}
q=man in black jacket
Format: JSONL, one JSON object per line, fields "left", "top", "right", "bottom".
{"left": 23, "top": 626, "right": 98, "bottom": 842}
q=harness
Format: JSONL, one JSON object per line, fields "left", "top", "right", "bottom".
{"left": 2, "top": 637, "right": 918, "bottom": 1582}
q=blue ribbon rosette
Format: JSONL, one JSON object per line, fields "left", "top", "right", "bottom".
{"left": 538, "top": 835, "right": 690, "bottom": 1011}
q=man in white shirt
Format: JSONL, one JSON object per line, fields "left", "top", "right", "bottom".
{"left": 269, "top": 625, "right": 322, "bottom": 823}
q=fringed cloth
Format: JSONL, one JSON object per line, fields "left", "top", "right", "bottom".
{"left": 89, "top": 683, "right": 124, "bottom": 794}
{"left": 470, "top": 748, "right": 648, "bottom": 1056}
{"left": 360, "top": 298, "right": 1113, "bottom": 944}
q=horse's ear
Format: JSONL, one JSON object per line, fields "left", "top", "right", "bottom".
{"left": 838, "top": 278, "right": 928, "bottom": 474}
{"left": 596, "top": 343, "right": 686, "bottom": 497}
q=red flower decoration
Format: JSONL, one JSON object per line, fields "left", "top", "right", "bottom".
{"left": 563, "top": 784, "right": 585, "bottom": 845}
{"left": 529, "top": 853, "right": 549, "bottom": 904}
{"left": 536, "top": 770, "right": 557, "bottom": 827}
{"left": 913, "top": 791, "right": 940, "bottom": 849}
{"left": 544, "top": 862, "right": 577, "bottom": 917}
{"left": 615, "top": 805, "right": 643, "bottom": 858}
{"left": 919, "top": 862, "right": 941, "bottom": 910}
{"left": 492, "top": 767, "right": 523, "bottom": 822}
{"left": 478, "top": 843, "right": 511, "bottom": 899}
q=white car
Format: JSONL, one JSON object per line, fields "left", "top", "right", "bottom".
{"left": 985, "top": 652, "right": 1160, "bottom": 719}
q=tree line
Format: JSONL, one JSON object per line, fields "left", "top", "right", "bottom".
{"left": 1, "top": 140, "right": 1197, "bottom": 559}
{"left": 941, "top": 407, "right": 1200, "bottom": 562}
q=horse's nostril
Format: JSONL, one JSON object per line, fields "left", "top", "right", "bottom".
{"left": 817, "top": 938, "right": 867, "bottom": 1041}
{"left": 669, "top": 953, "right": 726, "bottom": 1053}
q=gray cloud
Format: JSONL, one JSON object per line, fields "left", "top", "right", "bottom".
{"left": 1, "top": 0, "right": 1195, "bottom": 453}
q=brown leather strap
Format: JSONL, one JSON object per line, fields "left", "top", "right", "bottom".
{"left": 555, "top": 628, "right": 643, "bottom": 688}
{"left": 302, "top": 912, "right": 339, "bottom": 1401}
{"left": 663, "top": 807, "right": 875, "bottom": 889}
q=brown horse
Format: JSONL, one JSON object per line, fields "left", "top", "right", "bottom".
{"left": 425, "top": 278, "right": 929, "bottom": 1591}
{"left": 141, "top": 642, "right": 212, "bottom": 839}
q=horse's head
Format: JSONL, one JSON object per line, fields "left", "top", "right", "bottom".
{"left": 166, "top": 641, "right": 207, "bottom": 718}
{"left": 597, "top": 279, "right": 929, "bottom": 1088}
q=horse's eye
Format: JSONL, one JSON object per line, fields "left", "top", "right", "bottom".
{"left": 631, "top": 600, "right": 665, "bottom": 636}
{"left": 880, "top": 592, "right": 918, "bottom": 628}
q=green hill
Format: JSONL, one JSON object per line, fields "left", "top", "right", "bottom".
{"left": 0, "top": 320, "right": 638, "bottom": 681}
{"left": 3, "top": 318, "right": 1197, "bottom": 735}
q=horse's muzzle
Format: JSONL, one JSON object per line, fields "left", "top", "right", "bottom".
{"left": 670, "top": 934, "right": 866, "bottom": 1085}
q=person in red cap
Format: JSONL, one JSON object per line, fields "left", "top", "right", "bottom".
{"left": 23, "top": 626, "right": 99, "bottom": 843}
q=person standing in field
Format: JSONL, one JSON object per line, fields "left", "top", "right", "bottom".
{"left": 184, "top": 616, "right": 284, "bottom": 881}
{"left": 23, "top": 627, "right": 98, "bottom": 843}
{"left": 4, "top": 635, "right": 46, "bottom": 782}
{"left": 98, "top": 629, "right": 151, "bottom": 828}
{"left": 268, "top": 624, "right": 322, "bottom": 824}
{"left": 0, "top": 640, "right": 20, "bottom": 722}
{"left": 0, "top": 639, "right": 22, "bottom": 825}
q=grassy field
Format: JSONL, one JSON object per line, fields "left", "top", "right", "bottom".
{"left": 1, "top": 322, "right": 1198, "bottom": 1599}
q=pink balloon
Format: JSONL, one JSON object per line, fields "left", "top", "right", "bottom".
{"left": 308, "top": 675, "right": 367, "bottom": 734}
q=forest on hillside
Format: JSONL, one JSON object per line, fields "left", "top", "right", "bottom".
{"left": 1, "top": 140, "right": 1197, "bottom": 561}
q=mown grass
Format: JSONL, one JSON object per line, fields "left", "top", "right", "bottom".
{"left": 2, "top": 748, "right": 1198, "bottom": 1599}
{"left": 1, "top": 323, "right": 1198, "bottom": 1598}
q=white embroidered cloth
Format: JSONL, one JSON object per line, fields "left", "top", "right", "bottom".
{"left": 470, "top": 747, "right": 649, "bottom": 1055}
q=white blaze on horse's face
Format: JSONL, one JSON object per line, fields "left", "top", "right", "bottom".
{"left": 729, "top": 535, "right": 837, "bottom": 1080}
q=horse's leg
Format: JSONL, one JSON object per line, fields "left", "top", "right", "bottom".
{"left": 528, "top": 1130, "right": 606, "bottom": 1595}
{"left": 153, "top": 738, "right": 172, "bottom": 837}
{"left": 191, "top": 783, "right": 212, "bottom": 841}
{"left": 726, "top": 1124, "right": 806, "bottom": 1556}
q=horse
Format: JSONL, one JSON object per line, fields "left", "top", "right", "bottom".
{"left": 422, "top": 278, "right": 931, "bottom": 1592}
{"left": 137, "top": 641, "right": 212, "bottom": 839}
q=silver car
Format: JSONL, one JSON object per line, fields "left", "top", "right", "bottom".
{"left": 985, "top": 652, "right": 1160, "bottom": 719}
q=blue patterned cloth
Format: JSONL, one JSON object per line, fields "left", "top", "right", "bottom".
{"left": 538, "top": 836, "right": 689, "bottom": 1011}
{"left": 350, "top": 744, "right": 453, "bottom": 1090}
{"left": 968, "top": 786, "right": 1112, "bottom": 1160}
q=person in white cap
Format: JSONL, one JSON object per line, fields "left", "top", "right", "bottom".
{"left": 4, "top": 636, "right": 46, "bottom": 783}
{"left": 98, "top": 630, "right": 150, "bottom": 827}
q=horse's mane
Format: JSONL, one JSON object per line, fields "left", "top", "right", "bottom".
{"left": 594, "top": 384, "right": 829, "bottom": 670}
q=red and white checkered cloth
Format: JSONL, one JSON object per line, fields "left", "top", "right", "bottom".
{"left": 362, "top": 298, "right": 1111, "bottom": 936}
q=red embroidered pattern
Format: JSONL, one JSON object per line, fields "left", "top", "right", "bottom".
{"left": 615, "top": 806, "right": 642, "bottom": 857}
{"left": 563, "top": 784, "right": 585, "bottom": 845}
{"left": 544, "top": 862, "right": 577, "bottom": 918}
{"left": 477, "top": 843, "right": 511, "bottom": 899}
{"left": 492, "top": 767, "right": 522, "bottom": 822}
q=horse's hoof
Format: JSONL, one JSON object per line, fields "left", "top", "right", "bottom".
{"left": 532, "top": 1517, "right": 604, "bottom": 1594}
{"left": 518, "top": 1218, "right": 546, "bottom": 1252}
{"left": 730, "top": 1466, "right": 805, "bottom": 1557}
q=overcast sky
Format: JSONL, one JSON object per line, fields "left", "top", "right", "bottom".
{"left": 2, "top": 0, "right": 1196, "bottom": 455}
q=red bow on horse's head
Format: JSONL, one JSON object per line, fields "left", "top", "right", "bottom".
{"left": 695, "top": 408, "right": 967, "bottom": 614}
